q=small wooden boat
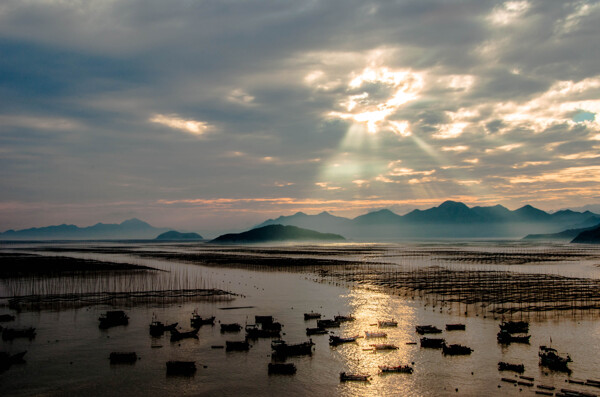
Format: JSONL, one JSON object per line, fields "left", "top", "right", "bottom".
{"left": 378, "top": 320, "right": 398, "bottom": 328}
{"left": 245, "top": 324, "right": 280, "bottom": 339}
{"left": 499, "top": 320, "right": 529, "bottom": 334}
{"left": 340, "top": 372, "right": 370, "bottom": 382}
{"left": 334, "top": 315, "right": 355, "bottom": 322}
{"left": 109, "top": 352, "right": 138, "bottom": 364}
{"left": 365, "top": 331, "right": 387, "bottom": 339}
{"left": 442, "top": 344, "right": 473, "bottom": 356}
{"left": 497, "top": 330, "right": 530, "bottom": 344}
{"left": 379, "top": 365, "right": 413, "bottom": 374}
{"left": 272, "top": 339, "right": 314, "bottom": 356}
{"left": 268, "top": 362, "right": 296, "bottom": 375}
{"left": 149, "top": 320, "right": 178, "bottom": 336}
{"left": 539, "top": 345, "right": 571, "bottom": 372}
{"left": 255, "top": 315, "right": 274, "bottom": 325}
{"left": 329, "top": 335, "right": 358, "bottom": 346}
{"left": 416, "top": 325, "right": 442, "bottom": 334}
{"left": 317, "top": 319, "right": 340, "bottom": 329}
{"left": 306, "top": 327, "right": 328, "bottom": 336}
{"left": 220, "top": 323, "right": 242, "bottom": 333}
{"left": 166, "top": 361, "right": 196, "bottom": 376}
{"left": 190, "top": 314, "right": 215, "bottom": 328}
{"left": 371, "top": 343, "right": 399, "bottom": 351}
{"left": 420, "top": 337, "right": 445, "bottom": 348}
{"left": 2, "top": 327, "right": 36, "bottom": 341}
{"left": 304, "top": 312, "right": 321, "bottom": 320}
{"left": 98, "top": 311, "right": 128, "bottom": 329}
{"left": 498, "top": 362, "right": 525, "bottom": 373}
{"left": 445, "top": 323, "right": 465, "bottom": 331}
{"left": 226, "top": 340, "right": 250, "bottom": 351}
{"left": 170, "top": 328, "right": 199, "bottom": 342}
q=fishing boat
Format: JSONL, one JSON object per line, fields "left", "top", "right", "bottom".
{"left": 166, "top": 361, "right": 196, "bottom": 376}
{"left": 190, "top": 313, "right": 215, "bottom": 328}
{"left": 379, "top": 364, "right": 413, "bottom": 374}
{"left": 306, "top": 327, "right": 329, "bottom": 336}
{"left": 442, "top": 343, "right": 473, "bottom": 355}
{"left": 378, "top": 320, "right": 398, "bottom": 328}
{"left": 340, "top": 372, "right": 370, "bottom": 382}
{"left": 329, "top": 335, "right": 358, "bottom": 346}
{"left": 225, "top": 340, "right": 250, "bottom": 351}
{"left": 304, "top": 312, "right": 321, "bottom": 320}
{"left": 149, "top": 320, "right": 177, "bottom": 336}
{"left": 371, "top": 343, "right": 399, "bottom": 351}
{"left": 255, "top": 315, "right": 274, "bottom": 324}
{"left": 499, "top": 320, "right": 529, "bottom": 334}
{"left": 415, "top": 325, "right": 442, "bottom": 334}
{"left": 220, "top": 323, "right": 242, "bottom": 333}
{"left": 365, "top": 331, "right": 387, "bottom": 338}
{"left": 170, "top": 328, "right": 199, "bottom": 342}
{"left": 539, "top": 345, "right": 571, "bottom": 372}
{"left": 420, "top": 337, "right": 445, "bottom": 348}
{"left": 498, "top": 362, "right": 525, "bottom": 373}
{"left": 109, "top": 352, "right": 138, "bottom": 364}
{"left": 317, "top": 319, "right": 340, "bottom": 329}
{"left": 98, "top": 311, "right": 128, "bottom": 329}
{"left": 445, "top": 323, "right": 466, "bottom": 331}
{"left": 245, "top": 324, "right": 281, "bottom": 339}
{"left": 2, "top": 327, "right": 36, "bottom": 341}
{"left": 272, "top": 339, "right": 314, "bottom": 356}
{"left": 268, "top": 363, "right": 296, "bottom": 375}
{"left": 497, "top": 330, "right": 530, "bottom": 344}
{"left": 334, "top": 315, "right": 355, "bottom": 322}
{"left": 0, "top": 314, "right": 15, "bottom": 322}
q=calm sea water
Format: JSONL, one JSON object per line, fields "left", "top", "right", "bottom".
{"left": 1, "top": 241, "right": 600, "bottom": 396}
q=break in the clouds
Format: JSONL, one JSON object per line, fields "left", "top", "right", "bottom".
{"left": 1, "top": 0, "right": 599, "bottom": 234}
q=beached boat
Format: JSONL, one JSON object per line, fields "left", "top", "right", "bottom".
{"left": 334, "top": 315, "right": 355, "bottom": 322}
{"left": 225, "top": 340, "right": 250, "bottom": 351}
{"left": 109, "top": 352, "right": 138, "bottom": 364}
{"left": 378, "top": 320, "right": 398, "bottom": 328}
{"left": 371, "top": 343, "right": 399, "bottom": 351}
{"left": 2, "top": 327, "right": 36, "bottom": 341}
{"left": 420, "top": 337, "right": 445, "bottom": 348}
{"left": 539, "top": 345, "right": 571, "bottom": 372}
{"left": 416, "top": 325, "right": 442, "bottom": 334}
{"left": 497, "top": 330, "right": 530, "bottom": 344}
{"left": 166, "top": 361, "right": 196, "bottom": 376}
{"left": 317, "top": 319, "right": 340, "bottom": 329}
{"left": 98, "top": 311, "right": 128, "bottom": 329}
{"left": 268, "top": 362, "right": 296, "bottom": 375}
{"left": 445, "top": 323, "right": 466, "bottom": 331}
{"left": 379, "top": 365, "right": 413, "bottom": 374}
{"left": 304, "top": 312, "right": 321, "bottom": 320}
{"left": 340, "top": 372, "right": 370, "bottom": 382}
{"left": 499, "top": 320, "right": 529, "bottom": 334}
{"left": 442, "top": 343, "right": 473, "bottom": 355}
{"left": 365, "top": 331, "right": 387, "bottom": 338}
{"left": 170, "top": 328, "right": 199, "bottom": 342}
{"left": 306, "top": 327, "right": 329, "bottom": 336}
{"left": 220, "top": 323, "right": 242, "bottom": 333}
{"left": 271, "top": 339, "right": 314, "bottom": 356}
{"left": 498, "top": 362, "right": 525, "bottom": 373}
{"left": 329, "top": 335, "right": 358, "bottom": 346}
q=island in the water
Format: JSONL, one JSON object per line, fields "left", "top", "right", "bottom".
{"left": 571, "top": 224, "right": 600, "bottom": 244}
{"left": 210, "top": 224, "right": 345, "bottom": 244}
{"left": 155, "top": 231, "right": 203, "bottom": 240}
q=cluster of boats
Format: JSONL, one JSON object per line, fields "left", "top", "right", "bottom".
{"left": 496, "top": 320, "right": 531, "bottom": 344}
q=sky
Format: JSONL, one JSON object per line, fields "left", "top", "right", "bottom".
{"left": 1, "top": 0, "right": 600, "bottom": 236}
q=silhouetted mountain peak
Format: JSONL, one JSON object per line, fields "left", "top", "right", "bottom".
{"left": 120, "top": 218, "right": 151, "bottom": 228}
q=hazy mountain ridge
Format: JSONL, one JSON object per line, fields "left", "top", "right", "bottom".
{"left": 254, "top": 201, "right": 600, "bottom": 239}
{"left": 155, "top": 231, "right": 203, "bottom": 240}
{"left": 211, "top": 224, "right": 345, "bottom": 244}
{"left": 571, "top": 224, "right": 600, "bottom": 244}
{"left": 0, "top": 218, "right": 172, "bottom": 240}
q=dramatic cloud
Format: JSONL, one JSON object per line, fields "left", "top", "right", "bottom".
{"left": 1, "top": 0, "right": 599, "bottom": 234}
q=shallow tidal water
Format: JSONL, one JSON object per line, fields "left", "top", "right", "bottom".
{"left": 1, "top": 242, "right": 600, "bottom": 396}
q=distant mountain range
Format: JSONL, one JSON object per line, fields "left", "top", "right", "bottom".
{"left": 255, "top": 201, "right": 600, "bottom": 239}
{"left": 211, "top": 225, "right": 345, "bottom": 244}
{"left": 0, "top": 218, "right": 173, "bottom": 240}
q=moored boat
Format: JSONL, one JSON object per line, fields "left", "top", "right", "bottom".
{"left": 445, "top": 323, "right": 466, "bottom": 331}
{"left": 378, "top": 319, "right": 398, "bottom": 328}
{"left": 190, "top": 313, "right": 215, "bottom": 328}
{"left": 225, "top": 340, "right": 250, "bottom": 351}
{"left": 340, "top": 372, "right": 370, "bottom": 382}
{"left": 306, "top": 327, "right": 329, "bottom": 336}
{"left": 170, "top": 328, "right": 199, "bottom": 342}
{"left": 497, "top": 330, "right": 530, "bottom": 344}
{"left": 271, "top": 339, "right": 314, "bottom": 356}
{"left": 420, "top": 337, "right": 445, "bottom": 348}
{"left": 379, "top": 364, "right": 413, "bottom": 374}
{"left": 304, "top": 312, "right": 321, "bottom": 320}
{"left": 539, "top": 345, "right": 571, "bottom": 372}
{"left": 2, "top": 327, "right": 36, "bottom": 341}
{"left": 499, "top": 320, "right": 529, "bottom": 334}
{"left": 371, "top": 343, "right": 399, "bottom": 351}
{"left": 220, "top": 323, "right": 242, "bottom": 333}
{"left": 365, "top": 331, "right": 387, "bottom": 339}
{"left": 149, "top": 320, "right": 177, "bottom": 336}
{"left": 98, "top": 311, "right": 128, "bottom": 329}
{"left": 442, "top": 343, "right": 473, "bottom": 355}
{"left": 317, "top": 319, "right": 340, "bottom": 329}
{"left": 498, "top": 362, "right": 525, "bottom": 373}
{"left": 416, "top": 325, "right": 442, "bottom": 334}
{"left": 329, "top": 335, "right": 358, "bottom": 346}
{"left": 334, "top": 315, "right": 355, "bottom": 322}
